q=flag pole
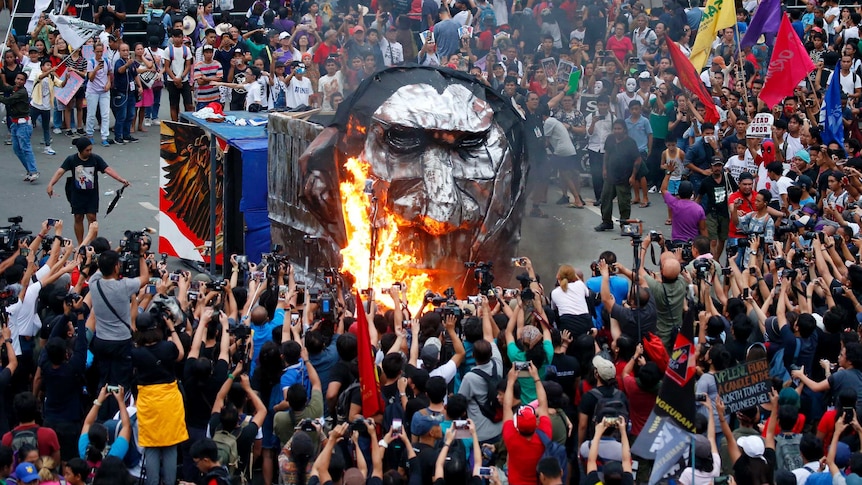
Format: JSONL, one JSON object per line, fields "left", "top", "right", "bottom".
{"left": 734, "top": 21, "right": 751, "bottom": 103}
{"left": 1, "top": 0, "right": 22, "bottom": 57}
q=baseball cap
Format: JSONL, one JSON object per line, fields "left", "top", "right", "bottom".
{"left": 592, "top": 355, "right": 616, "bottom": 381}
{"left": 278, "top": 31, "right": 290, "bottom": 40}
{"left": 15, "top": 463, "right": 38, "bottom": 483}
{"left": 411, "top": 410, "right": 443, "bottom": 436}
{"left": 738, "top": 171, "right": 755, "bottom": 182}
{"left": 28, "top": 45, "right": 38, "bottom": 52}
{"left": 351, "top": 25, "right": 365, "bottom": 34}
{"left": 794, "top": 174, "right": 813, "bottom": 189}
{"left": 233, "top": 47, "right": 244, "bottom": 55}
{"left": 638, "top": 71, "right": 651, "bottom": 80}
{"left": 712, "top": 56, "right": 726, "bottom": 67}
{"left": 514, "top": 405, "right": 538, "bottom": 434}
{"left": 274, "top": 60, "right": 285, "bottom": 68}
{"left": 694, "top": 434, "right": 712, "bottom": 460}
{"left": 737, "top": 435, "right": 765, "bottom": 458}
{"left": 710, "top": 156, "right": 724, "bottom": 166}
{"left": 202, "top": 44, "right": 214, "bottom": 51}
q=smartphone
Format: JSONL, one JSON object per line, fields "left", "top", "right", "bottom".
{"left": 695, "top": 393, "right": 708, "bottom": 402}
{"left": 721, "top": 267, "right": 731, "bottom": 276}
{"left": 479, "top": 467, "right": 493, "bottom": 478}
{"left": 19, "top": 248, "right": 29, "bottom": 257}
{"left": 453, "top": 419, "right": 471, "bottom": 439}
{"left": 290, "top": 312, "right": 300, "bottom": 326}
{"left": 251, "top": 271, "right": 265, "bottom": 282}
{"left": 511, "top": 257, "right": 527, "bottom": 267}
{"left": 146, "top": 284, "right": 157, "bottom": 295}
{"left": 278, "top": 285, "right": 288, "bottom": 301}
{"left": 47, "top": 218, "right": 57, "bottom": 227}
{"left": 844, "top": 407, "right": 855, "bottom": 424}
{"left": 106, "top": 385, "right": 120, "bottom": 394}
{"left": 742, "top": 288, "right": 750, "bottom": 299}
{"left": 391, "top": 418, "right": 402, "bottom": 438}
{"left": 169, "top": 273, "right": 181, "bottom": 283}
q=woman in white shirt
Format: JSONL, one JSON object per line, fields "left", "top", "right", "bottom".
{"left": 550, "top": 264, "right": 592, "bottom": 341}
{"left": 677, "top": 401, "right": 721, "bottom": 485}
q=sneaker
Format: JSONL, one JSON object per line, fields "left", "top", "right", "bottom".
{"left": 22, "top": 173, "right": 32, "bottom": 182}
{"left": 52, "top": 128, "right": 62, "bottom": 134}
{"left": 114, "top": 137, "right": 125, "bottom": 145}
{"left": 124, "top": 136, "right": 139, "bottom": 143}
{"left": 594, "top": 222, "right": 615, "bottom": 232}
{"left": 648, "top": 185, "right": 658, "bottom": 193}
{"left": 101, "top": 140, "right": 110, "bottom": 147}
{"left": 4, "top": 139, "right": 10, "bottom": 146}
{"left": 144, "top": 118, "right": 152, "bottom": 127}
{"left": 64, "top": 130, "right": 74, "bottom": 137}
{"left": 29, "top": 172, "right": 39, "bottom": 183}
{"left": 43, "top": 146, "right": 55, "bottom": 155}
{"left": 76, "top": 128, "right": 86, "bottom": 135}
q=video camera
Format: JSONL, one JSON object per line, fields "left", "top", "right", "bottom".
{"left": 464, "top": 261, "right": 494, "bottom": 294}
{"left": 664, "top": 240, "right": 693, "bottom": 262}
{"left": 429, "top": 287, "right": 463, "bottom": 319}
{"left": 119, "top": 228, "right": 154, "bottom": 278}
{"left": 691, "top": 258, "right": 712, "bottom": 281}
{"left": 0, "top": 216, "right": 31, "bottom": 256}
{"left": 261, "top": 244, "right": 289, "bottom": 277}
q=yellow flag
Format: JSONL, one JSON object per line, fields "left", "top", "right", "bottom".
{"left": 689, "top": 0, "right": 737, "bottom": 72}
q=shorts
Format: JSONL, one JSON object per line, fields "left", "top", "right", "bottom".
{"left": 166, "top": 81, "right": 192, "bottom": 107}
{"left": 706, "top": 213, "right": 729, "bottom": 240}
{"left": 636, "top": 152, "right": 649, "bottom": 178}
{"left": 136, "top": 87, "right": 154, "bottom": 108}
{"left": 549, "top": 154, "right": 579, "bottom": 172}
{"left": 667, "top": 179, "right": 681, "bottom": 195}
{"left": 70, "top": 188, "right": 99, "bottom": 215}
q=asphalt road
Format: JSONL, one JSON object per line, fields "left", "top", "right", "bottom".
{"left": 2, "top": 97, "right": 675, "bottom": 288}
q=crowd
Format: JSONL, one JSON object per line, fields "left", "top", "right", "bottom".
{"left": 5, "top": 0, "right": 862, "bottom": 484}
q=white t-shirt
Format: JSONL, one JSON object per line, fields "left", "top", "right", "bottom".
{"left": 550, "top": 281, "right": 590, "bottom": 316}
{"left": 839, "top": 71, "right": 861, "bottom": 97}
{"left": 242, "top": 79, "right": 267, "bottom": 109}
{"left": 724, "top": 154, "right": 757, "bottom": 183}
{"left": 285, "top": 75, "right": 313, "bottom": 108}
{"left": 826, "top": 7, "right": 840, "bottom": 35}
{"left": 677, "top": 453, "right": 722, "bottom": 485}
{"left": 767, "top": 175, "right": 794, "bottom": 208}
{"left": 318, "top": 72, "right": 344, "bottom": 111}
{"left": 7, "top": 280, "right": 43, "bottom": 356}
{"left": 165, "top": 44, "right": 193, "bottom": 82}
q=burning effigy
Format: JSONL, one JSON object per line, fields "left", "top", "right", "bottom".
{"left": 272, "top": 66, "right": 528, "bottom": 298}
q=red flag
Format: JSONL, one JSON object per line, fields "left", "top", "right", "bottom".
{"left": 354, "top": 292, "right": 385, "bottom": 417}
{"left": 665, "top": 35, "right": 720, "bottom": 124}
{"left": 760, "top": 14, "right": 816, "bottom": 109}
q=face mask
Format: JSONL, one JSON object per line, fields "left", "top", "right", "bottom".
{"left": 625, "top": 78, "right": 636, "bottom": 92}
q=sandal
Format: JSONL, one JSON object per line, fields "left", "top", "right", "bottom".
{"left": 568, "top": 203, "right": 585, "bottom": 209}
{"left": 665, "top": 219, "right": 672, "bottom": 225}
{"left": 632, "top": 198, "right": 641, "bottom": 205}
{"left": 640, "top": 201, "right": 651, "bottom": 208}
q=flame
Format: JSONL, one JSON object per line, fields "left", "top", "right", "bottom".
{"left": 339, "top": 157, "right": 432, "bottom": 310}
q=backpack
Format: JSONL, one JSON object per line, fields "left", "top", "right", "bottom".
{"left": 536, "top": 429, "right": 569, "bottom": 484}
{"left": 478, "top": 4, "right": 496, "bottom": 28}
{"left": 336, "top": 381, "right": 361, "bottom": 425}
{"left": 203, "top": 465, "right": 233, "bottom": 485}
{"left": 212, "top": 429, "right": 242, "bottom": 484}
{"left": 10, "top": 427, "right": 38, "bottom": 454}
{"left": 382, "top": 390, "right": 406, "bottom": 434}
{"left": 775, "top": 433, "right": 805, "bottom": 471}
{"left": 145, "top": 11, "right": 167, "bottom": 45}
{"left": 588, "top": 387, "right": 629, "bottom": 424}
{"left": 469, "top": 362, "right": 503, "bottom": 423}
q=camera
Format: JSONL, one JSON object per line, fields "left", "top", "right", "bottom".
{"left": 513, "top": 361, "right": 530, "bottom": 371}
{"left": 296, "top": 418, "right": 318, "bottom": 432}
{"left": 206, "top": 279, "right": 227, "bottom": 291}
{"left": 692, "top": 258, "right": 712, "bottom": 280}
{"left": 620, "top": 220, "right": 643, "bottom": 238}
{"left": 118, "top": 228, "right": 154, "bottom": 278}
{"left": 464, "top": 261, "right": 494, "bottom": 294}
{"left": 665, "top": 240, "right": 693, "bottom": 262}
{"left": 467, "top": 295, "right": 482, "bottom": 305}
{"left": 511, "top": 257, "right": 527, "bottom": 267}
{"left": 649, "top": 230, "right": 661, "bottom": 243}
{"left": 351, "top": 418, "right": 369, "bottom": 432}
{"left": 230, "top": 324, "right": 252, "bottom": 365}
{"left": 235, "top": 255, "right": 248, "bottom": 272}
{"left": 0, "top": 216, "right": 31, "bottom": 255}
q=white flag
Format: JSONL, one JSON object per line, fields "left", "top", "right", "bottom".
{"left": 28, "top": 0, "right": 53, "bottom": 33}
{"left": 48, "top": 13, "right": 103, "bottom": 50}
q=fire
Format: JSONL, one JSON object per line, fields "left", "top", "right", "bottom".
{"left": 339, "top": 157, "right": 432, "bottom": 311}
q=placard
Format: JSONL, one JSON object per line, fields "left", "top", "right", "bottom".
{"left": 579, "top": 93, "right": 598, "bottom": 115}
{"left": 540, "top": 57, "right": 558, "bottom": 83}
{"left": 55, "top": 71, "right": 84, "bottom": 105}
{"left": 557, "top": 60, "right": 575, "bottom": 88}
{"left": 714, "top": 358, "right": 770, "bottom": 413}
{"left": 746, "top": 113, "right": 774, "bottom": 138}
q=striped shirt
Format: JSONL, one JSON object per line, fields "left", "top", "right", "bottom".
{"left": 193, "top": 60, "right": 223, "bottom": 104}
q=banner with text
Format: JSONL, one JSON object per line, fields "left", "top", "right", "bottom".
{"left": 714, "top": 358, "right": 770, "bottom": 413}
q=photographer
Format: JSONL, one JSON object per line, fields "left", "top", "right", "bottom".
{"left": 598, "top": 259, "right": 657, "bottom": 342}
{"left": 730, "top": 190, "right": 776, "bottom": 264}
{"left": 88, "top": 245, "right": 149, "bottom": 399}
{"left": 180, "top": 308, "right": 230, "bottom": 482}
{"left": 247, "top": 261, "right": 291, "bottom": 377}
{"left": 504, "top": 294, "right": 553, "bottom": 403}
{"left": 209, "top": 369, "right": 267, "bottom": 482}
{"left": 273, "top": 342, "right": 323, "bottom": 449}
{"left": 131, "top": 309, "right": 187, "bottom": 485}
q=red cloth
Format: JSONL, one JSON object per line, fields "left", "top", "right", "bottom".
{"left": 665, "top": 34, "right": 720, "bottom": 124}
{"left": 502, "top": 415, "right": 553, "bottom": 485}
{"left": 529, "top": 81, "right": 548, "bottom": 97}
{"left": 817, "top": 409, "right": 857, "bottom": 453}
{"left": 354, "top": 293, "right": 384, "bottom": 418}
{"left": 606, "top": 35, "right": 634, "bottom": 63}
{"left": 621, "top": 374, "right": 657, "bottom": 436}
{"left": 1, "top": 424, "right": 61, "bottom": 459}
{"left": 759, "top": 14, "right": 816, "bottom": 108}
{"left": 312, "top": 42, "right": 339, "bottom": 68}
{"left": 762, "top": 413, "right": 806, "bottom": 437}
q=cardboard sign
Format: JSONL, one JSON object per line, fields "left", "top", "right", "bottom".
{"left": 746, "top": 113, "right": 774, "bottom": 138}
{"left": 55, "top": 71, "right": 84, "bottom": 105}
{"left": 540, "top": 57, "right": 558, "bottom": 83}
{"left": 714, "top": 358, "right": 771, "bottom": 413}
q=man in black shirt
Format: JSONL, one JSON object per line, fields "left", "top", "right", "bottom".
{"left": 208, "top": 372, "right": 267, "bottom": 479}
{"left": 595, "top": 120, "right": 641, "bottom": 231}
{"left": 697, "top": 156, "right": 736, "bottom": 259}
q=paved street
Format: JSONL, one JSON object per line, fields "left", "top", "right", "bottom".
{"left": 2, "top": 100, "right": 675, "bottom": 286}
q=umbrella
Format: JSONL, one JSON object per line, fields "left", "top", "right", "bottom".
{"left": 106, "top": 186, "right": 125, "bottom": 215}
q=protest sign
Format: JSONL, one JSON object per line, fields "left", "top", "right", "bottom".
{"left": 55, "top": 72, "right": 84, "bottom": 105}
{"left": 746, "top": 113, "right": 775, "bottom": 138}
{"left": 714, "top": 358, "right": 770, "bottom": 413}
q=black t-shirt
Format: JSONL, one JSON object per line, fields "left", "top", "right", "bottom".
{"left": 698, "top": 173, "right": 735, "bottom": 217}
{"left": 547, "top": 352, "right": 580, "bottom": 401}
{"left": 585, "top": 470, "right": 633, "bottom": 485}
{"left": 405, "top": 394, "right": 430, "bottom": 437}
{"left": 131, "top": 341, "right": 179, "bottom": 385}
{"left": 184, "top": 357, "right": 229, "bottom": 429}
{"left": 71, "top": 0, "right": 94, "bottom": 21}
{"left": 604, "top": 136, "right": 641, "bottom": 185}
{"left": 94, "top": 0, "right": 125, "bottom": 26}
{"left": 61, "top": 153, "right": 108, "bottom": 193}
{"left": 209, "top": 412, "right": 259, "bottom": 473}
{"left": 434, "top": 477, "right": 483, "bottom": 485}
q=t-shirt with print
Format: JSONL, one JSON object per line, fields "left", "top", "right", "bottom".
{"left": 698, "top": 174, "right": 735, "bottom": 217}
{"left": 285, "top": 75, "right": 313, "bottom": 108}
{"left": 61, "top": 153, "right": 108, "bottom": 192}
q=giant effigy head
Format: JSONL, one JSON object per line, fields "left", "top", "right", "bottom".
{"left": 298, "top": 66, "right": 528, "bottom": 298}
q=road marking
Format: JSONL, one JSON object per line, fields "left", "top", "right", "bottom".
{"left": 139, "top": 202, "right": 159, "bottom": 211}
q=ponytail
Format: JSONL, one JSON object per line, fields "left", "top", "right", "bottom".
{"left": 559, "top": 277, "right": 569, "bottom": 293}
{"left": 85, "top": 443, "right": 103, "bottom": 465}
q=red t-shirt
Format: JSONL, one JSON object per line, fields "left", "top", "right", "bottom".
{"left": 1, "top": 424, "right": 61, "bottom": 459}
{"left": 529, "top": 81, "right": 548, "bottom": 97}
{"left": 728, "top": 191, "right": 756, "bottom": 238}
{"left": 761, "top": 413, "right": 806, "bottom": 437}
{"left": 503, "top": 416, "right": 553, "bottom": 485}
{"left": 621, "top": 374, "right": 657, "bottom": 436}
{"left": 606, "top": 35, "right": 634, "bottom": 63}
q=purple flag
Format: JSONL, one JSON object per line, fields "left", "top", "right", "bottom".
{"left": 740, "top": 0, "right": 781, "bottom": 49}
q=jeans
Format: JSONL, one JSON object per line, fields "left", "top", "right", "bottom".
{"left": 144, "top": 445, "right": 178, "bottom": 485}
{"left": 111, "top": 92, "right": 136, "bottom": 140}
{"left": 85, "top": 90, "right": 111, "bottom": 140}
{"left": 600, "top": 182, "right": 633, "bottom": 225}
{"left": 30, "top": 107, "right": 51, "bottom": 146}
{"left": 147, "top": 86, "right": 163, "bottom": 119}
{"left": 52, "top": 98, "right": 63, "bottom": 130}
{"left": 10, "top": 121, "right": 37, "bottom": 174}
{"left": 181, "top": 426, "right": 208, "bottom": 480}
